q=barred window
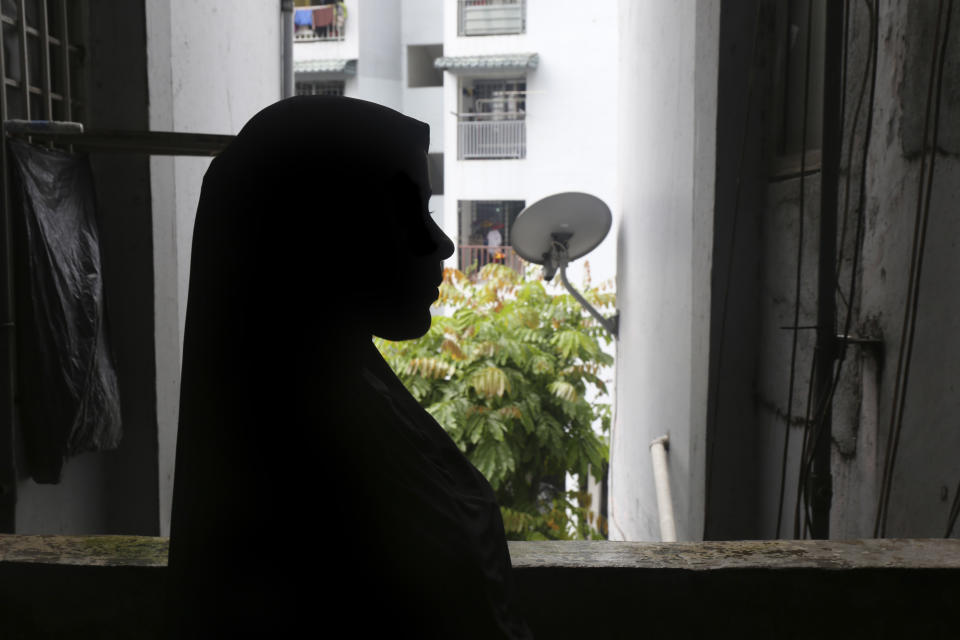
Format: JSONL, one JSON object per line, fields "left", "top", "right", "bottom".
{"left": 295, "top": 79, "right": 345, "bottom": 97}
{"left": 0, "top": 0, "right": 88, "bottom": 123}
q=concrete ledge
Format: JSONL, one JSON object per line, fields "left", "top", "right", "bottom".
{"left": 1, "top": 536, "right": 959, "bottom": 638}
{"left": 508, "top": 538, "right": 960, "bottom": 569}
{"left": 4, "top": 535, "right": 957, "bottom": 570}
{"left": 0, "top": 534, "right": 168, "bottom": 567}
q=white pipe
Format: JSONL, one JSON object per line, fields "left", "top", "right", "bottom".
{"left": 281, "top": 0, "right": 294, "bottom": 98}
{"left": 649, "top": 435, "right": 676, "bottom": 542}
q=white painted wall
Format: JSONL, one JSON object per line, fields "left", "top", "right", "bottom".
{"left": 403, "top": 0, "right": 444, "bottom": 44}
{"left": 146, "top": 0, "right": 281, "bottom": 535}
{"left": 609, "top": 0, "right": 718, "bottom": 541}
{"left": 355, "top": 0, "right": 402, "bottom": 109}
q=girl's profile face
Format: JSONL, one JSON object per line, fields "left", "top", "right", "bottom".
{"left": 355, "top": 156, "right": 454, "bottom": 341}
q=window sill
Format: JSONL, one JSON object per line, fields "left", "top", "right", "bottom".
{"left": 1, "top": 535, "right": 958, "bottom": 637}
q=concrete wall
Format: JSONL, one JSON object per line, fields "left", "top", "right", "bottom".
{"left": 609, "top": 0, "right": 718, "bottom": 541}
{"left": 146, "top": 0, "right": 281, "bottom": 535}
{"left": 717, "top": 0, "right": 960, "bottom": 540}
{"left": 852, "top": 0, "right": 960, "bottom": 538}
{"left": 702, "top": 0, "right": 771, "bottom": 541}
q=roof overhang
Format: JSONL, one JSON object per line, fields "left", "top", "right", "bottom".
{"left": 434, "top": 53, "right": 538, "bottom": 75}
{"left": 294, "top": 58, "right": 357, "bottom": 76}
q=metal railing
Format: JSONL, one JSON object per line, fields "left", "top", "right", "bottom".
{"left": 458, "top": 245, "right": 525, "bottom": 276}
{"left": 294, "top": 4, "right": 346, "bottom": 42}
{"left": 457, "top": 114, "right": 526, "bottom": 159}
{"left": 458, "top": 0, "right": 526, "bottom": 36}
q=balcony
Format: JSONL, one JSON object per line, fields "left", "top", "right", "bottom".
{"left": 458, "top": 244, "right": 525, "bottom": 276}
{"left": 458, "top": 0, "right": 526, "bottom": 36}
{"left": 457, "top": 114, "right": 526, "bottom": 160}
{"left": 294, "top": 4, "right": 346, "bottom": 42}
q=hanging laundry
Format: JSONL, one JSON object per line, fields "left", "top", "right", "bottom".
{"left": 294, "top": 8, "right": 313, "bottom": 27}
{"left": 313, "top": 5, "right": 335, "bottom": 28}
{"left": 9, "top": 139, "right": 122, "bottom": 483}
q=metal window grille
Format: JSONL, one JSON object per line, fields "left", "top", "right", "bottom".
{"left": 0, "top": 0, "right": 87, "bottom": 123}
{"left": 458, "top": 0, "right": 526, "bottom": 37}
{"left": 295, "top": 79, "right": 345, "bottom": 97}
{"left": 458, "top": 78, "right": 526, "bottom": 159}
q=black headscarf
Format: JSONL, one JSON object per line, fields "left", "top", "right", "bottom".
{"left": 166, "top": 96, "right": 531, "bottom": 638}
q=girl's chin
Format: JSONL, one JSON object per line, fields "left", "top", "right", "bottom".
{"left": 370, "top": 306, "right": 433, "bottom": 342}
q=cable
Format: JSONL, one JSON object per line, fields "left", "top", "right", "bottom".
{"left": 795, "top": 346, "right": 819, "bottom": 538}
{"left": 946, "top": 476, "right": 960, "bottom": 538}
{"left": 793, "top": 0, "right": 878, "bottom": 539}
{"left": 704, "top": 0, "right": 763, "bottom": 538}
{"left": 775, "top": 0, "right": 815, "bottom": 541}
{"left": 875, "top": 0, "right": 953, "bottom": 537}
{"left": 835, "top": 0, "right": 873, "bottom": 311}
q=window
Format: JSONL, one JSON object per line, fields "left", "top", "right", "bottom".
{"left": 457, "top": 77, "right": 526, "bottom": 159}
{"left": 295, "top": 79, "right": 345, "bottom": 97}
{"left": 458, "top": 0, "right": 526, "bottom": 37}
{"left": 407, "top": 44, "right": 443, "bottom": 88}
{"left": 0, "top": 0, "right": 87, "bottom": 123}
{"left": 457, "top": 200, "right": 525, "bottom": 273}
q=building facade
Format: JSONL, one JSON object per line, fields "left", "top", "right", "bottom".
{"left": 292, "top": 0, "right": 619, "bottom": 289}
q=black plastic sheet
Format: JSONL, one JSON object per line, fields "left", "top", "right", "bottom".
{"left": 9, "top": 139, "right": 121, "bottom": 483}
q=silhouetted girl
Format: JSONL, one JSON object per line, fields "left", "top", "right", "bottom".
{"left": 166, "top": 96, "right": 532, "bottom": 638}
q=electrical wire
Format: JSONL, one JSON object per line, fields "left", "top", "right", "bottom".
{"left": 775, "top": 0, "right": 814, "bottom": 540}
{"left": 797, "top": 346, "right": 819, "bottom": 538}
{"left": 946, "top": 476, "right": 960, "bottom": 538}
{"left": 875, "top": 0, "right": 953, "bottom": 538}
{"left": 793, "top": 0, "right": 878, "bottom": 539}
{"left": 835, "top": 0, "right": 873, "bottom": 311}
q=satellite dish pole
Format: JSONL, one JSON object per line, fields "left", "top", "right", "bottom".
{"left": 544, "top": 233, "right": 618, "bottom": 338}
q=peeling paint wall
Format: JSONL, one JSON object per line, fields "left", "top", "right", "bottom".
{"left": 857, "top": 0, "right": 960, "bottom": 537}
{"left": 728, "top": 0, "right": 960, "bottom": 539}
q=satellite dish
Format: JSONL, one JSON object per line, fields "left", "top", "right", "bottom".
{"left": 512, "top": 192, "right": 612, "bottom": 265}
{"left": 511, "top": 192, "right": 618, "bottom": 338}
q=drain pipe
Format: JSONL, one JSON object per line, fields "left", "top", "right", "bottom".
{"left": 650, "top": 435, "right": 676, "bottom": 542}
{"left": 281, "top": 0, "right": 294, "bottom": 98}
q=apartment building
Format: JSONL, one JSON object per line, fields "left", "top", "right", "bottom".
{"left": 440, "top": 0, "right": 618, "bottom": 286}
{"left": 292, "top": 0, "right": 619, "bottom": 287}
{"left": 293, "top": 0, "right": 447, "bottom": 237}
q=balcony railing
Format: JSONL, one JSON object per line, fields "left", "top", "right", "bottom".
{"left": 459, "top": 0, "right": 526, "bottom": 36}
{"left": 457, "top": 114, "right": 526, "bottom": 160}
{"left": 458, "top": 245, "right": 525, "bottom": 276}
{"left": 294, "top": 4, "right": 346, "bottom": 42}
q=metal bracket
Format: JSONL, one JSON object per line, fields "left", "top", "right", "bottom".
{"left": 543, "top": 234, "right": 618, "bottom": 339}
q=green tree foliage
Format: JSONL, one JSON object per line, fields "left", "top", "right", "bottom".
{"left": 375, "top": 263, "right": 615, "bottom": 540}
